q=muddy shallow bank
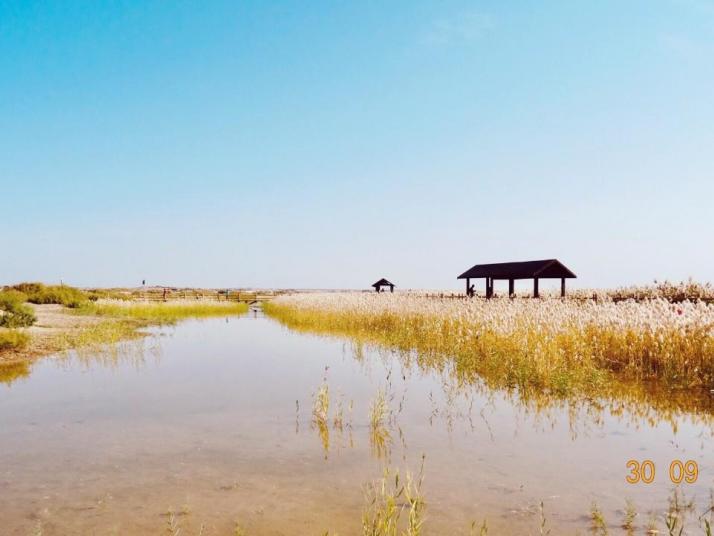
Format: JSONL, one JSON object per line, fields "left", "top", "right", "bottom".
{"left": 1, "top": 314, "right": 712, "bottom": 535}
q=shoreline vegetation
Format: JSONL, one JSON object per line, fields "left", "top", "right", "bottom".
{"left": 0, "top": 282, "right": 250, "bottom": 369}
{"left": 263, "top": 288, "right": 714, "bottom": 416}
{"left": 4, "top": 281, "right": 714, "bottom": 533}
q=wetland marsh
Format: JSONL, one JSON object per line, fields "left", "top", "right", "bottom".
{"left": 2, "top": 299, "right": 713, "bottom": 534}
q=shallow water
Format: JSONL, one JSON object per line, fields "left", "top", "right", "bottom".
{"left": 1, "top": 312, "right": 713, "bottom": 535}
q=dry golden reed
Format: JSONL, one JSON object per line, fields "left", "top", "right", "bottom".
{"left": 265, "top": 293, "right": 714, "bottom": 396}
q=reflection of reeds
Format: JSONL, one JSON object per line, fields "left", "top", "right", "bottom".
{"left": 369, "top": 388, "right": 392, "bottom": 460}
{"left": 362, "top": 457, "right": 426, "bottom": 536}
{"left": 0, "top": 360, "right": 31, "bottom": 385}
{"left": 312, "top": 380, "right": 331, "bottom": 456}
{"left": 370, "top": 425, "right": 391, "bottom": 461}
{"left": 310, "top": 370, "right": 356, "bottom": 456}
{"left": 313, "top": 381, "right": 330, "bottom": 425}
{"left": 265, "top": 295, "right": 714, "bottom": 427}
{"left": 264, "top": 294, "right": 714, "bottom": 394}
{"left": 470, "top": 520, "right": 488, "bottom": 535}
{"left": 370, "top": 388, "right": 389, "bottom": 430}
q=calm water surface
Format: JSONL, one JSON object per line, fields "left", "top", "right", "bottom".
{"left": 1, "top": 312, "right": 713, "bottom": 535}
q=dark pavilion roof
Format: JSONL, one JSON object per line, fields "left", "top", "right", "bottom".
{"left": 372, "top": 278, "right": 395, "bottom": 288}
{"left": 457, "top": 259, "right": 576, "bottom": 280}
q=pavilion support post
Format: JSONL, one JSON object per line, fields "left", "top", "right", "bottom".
{"left": 533, "top": 278, "right": 539, "bottom": 298}
{"left": 561, "top": 278, "right": 565, "bottom": 298}
{"left": 390, "top": 285, "right": 394, "bottom": 293}
{"left": 466, "top": 278, "right": 470, "bottom": 297}
{"left": 509, "top": 278, "right": 514, "bottom": 298}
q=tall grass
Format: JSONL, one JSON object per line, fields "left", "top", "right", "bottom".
{"left": 79, "top": 300, "right": 249, "bottom": 324}
{"left": 362, "top": 459, "right": 426, "bottom": 536}
{"left": 0, "top": 290, "right": 36, "bottom": 327}
{"left": 52, "top": 319, "right": 142, "bottom": 351}
{"left": 8, "top": 282, "right": 89, "bottom": 308}
{"left": 264, "top": 294, "right": 714, "bottom": 397}
{"left": 608, "top": 279, "right": 714, "bottom": 303}
{"left": 0, "top": 297, "right": 249, "bottom": 361}
{"left": 0, "top": 329, "right": 30, "bottom": 351}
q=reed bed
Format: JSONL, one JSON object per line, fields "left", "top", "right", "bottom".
{"left": 78, "top": 299, "right": 250, "bottom": 324}
{"left": 264, "top": 293, "right": 714, "bottom": 396}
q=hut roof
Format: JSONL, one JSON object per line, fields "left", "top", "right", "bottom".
{"left": 372, "top": 278, "right": 395, "bottom": 288}
{"left": 457, "top": 259, "right": 576, "bottom": 280}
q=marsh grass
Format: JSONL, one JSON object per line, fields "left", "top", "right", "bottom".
{"left": 538, "top": 501, "right": 551, "bottom": 535}
{"left": 79, "top": 300, "right": 249, "bottom": 324}
{"left": 647, "top": 513, "right": 659, "bottom": 534}
{"left": 1, "top": 299, "right": 249, "bottom": 363}
{"left": 370, "top": 388, "right": 390, "bottom": 430}
{"left": 52, "top": 319, "right": 142, "bottom": 353}
{"left": 590, "top": 502, "right": 608, "bottom": 535}
{"left": 665, "top": 488, "right": 695, "bottom": 535}
{"left": 622, "top": 498, "right": 637, "bottom": 531}
{"left": 264, "top": 294, "right": 714, "bottom": 402}
{"left": 333, "top": 395, "right": 347, "bottom": 431}
{"left": 581, "top": 493, "right": 714, "bottom": 536}
{"left": 470, "top": 520, "right": 488, "bottom": 535}
{"left": 313, "top": 381, "right": 330, "bottom": 425}
{"left": 362, "top": 457, "right": 426, "bottom": 536}
{"left": 0, "top": 290, "right": 36, "bottom": 327}
{"left": 9, "top": 282, "right": 89, "bottom": 308}
{"left": 0, "top": 329, "right": 30, "bottom": 351}
{"left": 369, "top": 388, "right": 393, "bottom": 460}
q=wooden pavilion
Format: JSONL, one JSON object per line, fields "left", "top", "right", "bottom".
{"left": 457, "top": 259, "right": 576, "bottom": 298}
{"left": 372, "top": 278, "right": 395, "bottom": 293}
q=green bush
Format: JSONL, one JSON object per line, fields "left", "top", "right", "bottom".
{"left": 0, "top": 290, "right": 36, "bottom": 328}
{"left": 10, "top": 282, "right": 88, "bottom": 308}
{"left": 0, "top": 289, "right": 28, "bottom": 304}
{"left": 9, "top": 282, "right": 44, "bottom": 295}
{"left": 0, "top": 329, "right": 30, "bottom": 351}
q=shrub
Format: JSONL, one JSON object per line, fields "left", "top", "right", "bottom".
{"left": 0, "top": 290, "right": 36, "bottom": 328}
{"left": 9, "top": 282, "right": 44, "bottom": 295}
{"left": 0, "top": 329, "right": 30, "bottom": 351}
{"left": 11, "top": 282, "right": 89, "bottom": 308}
{"left": 0, "top": 289, "right": 28, "bottom": 304}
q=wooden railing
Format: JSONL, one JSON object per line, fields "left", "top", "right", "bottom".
{"left": 127, "top": 289, "right": 282, "bottom": 303}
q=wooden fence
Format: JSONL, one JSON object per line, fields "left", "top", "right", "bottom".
{"left": 129, "top": 289, "right": 282, "bottom": 303}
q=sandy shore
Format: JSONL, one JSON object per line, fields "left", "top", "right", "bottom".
{"left": 0, "top": 304, "right": 102, "bottom": 364}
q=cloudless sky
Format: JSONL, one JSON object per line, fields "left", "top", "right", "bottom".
{"left": 1, "top": 0, "right": 712, "bottom": 290}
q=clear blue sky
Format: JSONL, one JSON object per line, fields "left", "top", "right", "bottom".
{"left": 1, "top": 1, "right": 712, "bottom": 290}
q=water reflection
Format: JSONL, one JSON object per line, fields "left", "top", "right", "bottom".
{"left": 0, "top": 332, "right": 162, "bottom": 387}
{"left": 63, "top": 335, "right": 163, "bottom": 371}
{"left": 0, "top": 360, "right": 31, "bottom": 385}
{"left": 2, "top": 314, "right": 713, "bottom": 535}
{"left": 323, "top": 335, "right": 714, "bottom": 436}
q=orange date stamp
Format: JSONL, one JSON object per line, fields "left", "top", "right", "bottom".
{"left": 626, "top": 459, "right": 698, "bottom": 484}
